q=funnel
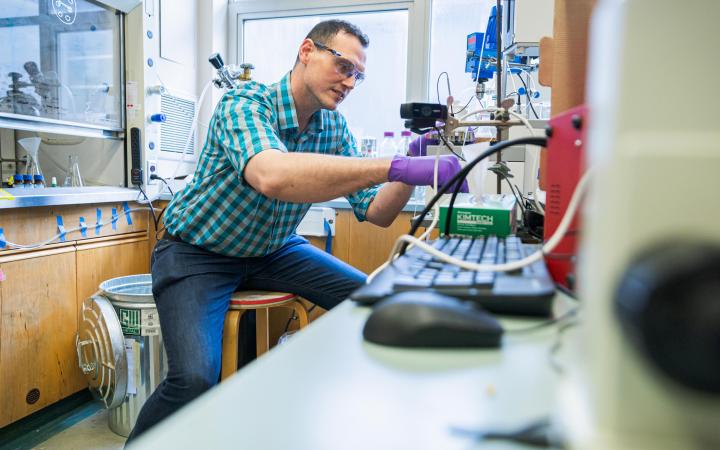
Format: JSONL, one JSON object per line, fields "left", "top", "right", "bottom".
{"left": 18, "top": 137, "right": 43, "bottom": 179}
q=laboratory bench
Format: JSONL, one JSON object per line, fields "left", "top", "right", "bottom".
{"left": 129, "top": 292, "right": 575, "bottom": 450}
{"left": 0, "top": 186, "right": 140, "bottom": 210}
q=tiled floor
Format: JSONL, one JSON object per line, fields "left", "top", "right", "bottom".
{"left": 32, "top": 409, "right": 126, "bottom": 450}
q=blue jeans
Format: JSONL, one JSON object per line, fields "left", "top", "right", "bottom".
{"left": 126, "top": 235, "right": 366, "bottom": 443}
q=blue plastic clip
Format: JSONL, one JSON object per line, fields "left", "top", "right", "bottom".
{"left": 323, "top": 219, "right": 333, "bottom": 255}
{"left": 95, "top": 208, "right": 103, "bottom": 235}
{"left": 111, "top": 208, "right": 118, "bottom": 230}
{"left": 123, "top": 202, "right": 133, "bottom": 225}
{"left": 0, "top": 227, "right": 6, "bottom": 249}
{"left": 56, "top": 216, "right": 66, "bottom": 242}
{"left": 79, "top": 217, "right": 87, "bottom": 237}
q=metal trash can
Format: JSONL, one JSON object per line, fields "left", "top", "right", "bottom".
{"left": 76, "top": 274, "right": 167, "bottom": 437}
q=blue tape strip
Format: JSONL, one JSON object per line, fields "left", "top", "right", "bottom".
{"left": 79, "top": 217, "right": 87, "bottom": 238}
{"left": 0, "top": 227, "right": 6, "bottom": 249}
{"left": 95, "top": 208, "right": 103, "bottom": 235}
{"left": 111, "top": 208, "right": 118, "bottom": 230}
{"left": 123, "top": 202, "right": 133, "bottom": 225}
{"left": 323, "top": 219, "right": 332, "bottom": 254}
{"left": 56, "top": 216, "right": 66, "bottom": 242}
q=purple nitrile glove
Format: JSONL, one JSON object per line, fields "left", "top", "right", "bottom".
{"left": 388, "top": 155, "right": 469, "bottom": 193}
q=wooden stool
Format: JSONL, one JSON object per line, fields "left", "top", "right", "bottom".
{"left": 221, "top": 291, "right": 309, "bottom": 380}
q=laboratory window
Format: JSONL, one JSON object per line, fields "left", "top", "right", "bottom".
{"left": 429, "top": 0, "right": 495, "bottom": 108}
{"left": 241, "top": 10, "right": 409, "bottom": 144}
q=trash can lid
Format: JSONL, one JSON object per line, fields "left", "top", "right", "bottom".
{"left": 77, "top": 295, "right": 128, "bottom": 409}
{"left": 99, "top": 274, "right": 154, "bottom": 304}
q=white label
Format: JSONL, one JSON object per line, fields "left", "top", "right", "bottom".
{"left": 126, "top": 81, "right": 139, "bottom": 111}
{"left": 141, "top": 308, "right": 161, "bottom": 336}
{"left": 124, "top": 338, "right": 137, "bottom": 395}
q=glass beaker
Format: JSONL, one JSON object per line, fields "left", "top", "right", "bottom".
{"left": 63, "top": 155, "right": 84, "bottom": 187}
{"left": 17, "top": 137, "right": 43, "bottom": 182}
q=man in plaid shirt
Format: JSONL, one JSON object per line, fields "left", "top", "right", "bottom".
{"left": 128, "top": 19, "right": 465, "bottom": 441}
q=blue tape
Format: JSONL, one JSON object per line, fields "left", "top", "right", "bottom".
{"left": 56, "top": 216, "right": 66, "bottom": 242}
{"left": 123, "top": 202, "right": 133, "bottom": 225}
{"left": 95, "top": 208, "right": 103, "bottom": 235}
{"left": 111, "top": 208, "right": 118, "bottom": 230}
{"left": 79, "top": 217, "right": 87, "bottom": 237}
{"left": 323, "top": 219, "right": 333, "bottom": 254}
{"left": 0, "top": 227, "right": 6, "bottom": 249}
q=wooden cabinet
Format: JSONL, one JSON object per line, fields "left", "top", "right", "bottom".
{"left": 0, "top": 204, "right": 152, "bottom": 428}
{"left": 76, "top": 234, "right": 150, "bottom": 302}
{"left": 0, "top": 249, "right": 81, "bottom": 427}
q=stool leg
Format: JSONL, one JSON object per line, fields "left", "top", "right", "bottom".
{"left": 256, "top": 307, "right": 270, "bottom": 357}
{"left": 291, "top": 300, "right": 309, "bottom": 328}
{"left": 221, "top": 310, "right": 243, "bottom": 381}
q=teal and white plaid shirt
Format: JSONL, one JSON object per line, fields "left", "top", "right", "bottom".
{"left": 163, "top": 72, "right": 380, "bottom": 257}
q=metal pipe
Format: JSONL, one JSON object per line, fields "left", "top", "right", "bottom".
{"left": 495, "top": 0, "right": 504, "bottom": 193}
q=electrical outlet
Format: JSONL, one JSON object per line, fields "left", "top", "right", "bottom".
{"left": 146, "top": 160, "right": 158, "bottom": 185}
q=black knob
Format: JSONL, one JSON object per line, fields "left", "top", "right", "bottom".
{"left": 615, "top": 242, "right": 720, "bottom": 393}
{"left": 208, "top": 53, "right": 224, "bottom": 70}
{"left": 545, "top": 126, "right": 553, "bottom": 138}
{"left": 571, "top": 114, "right": 582, "bottom": 130}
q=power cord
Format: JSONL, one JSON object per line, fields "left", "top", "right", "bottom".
{"left": 436, "top": 72, "right": 453, "bottom": 114}
{"left": 137, "top": 185, "right": 158, "bottom": 230}
{"left": 516, "top": 73, "right": 540, "bottom": 119}
{"left": 150, "top": 174, "right": 175, "bottom": 196}
{"left": 432, "top": 126, "right": 466, "bottom": 161}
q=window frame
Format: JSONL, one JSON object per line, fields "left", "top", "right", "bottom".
{"left": 227, "top": 0, "right": 430, "bottom": 103}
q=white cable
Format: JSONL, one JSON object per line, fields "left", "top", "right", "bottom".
{"left": 4, "top": 207, "right": 153, "bottom": 250}
{"left": 384, "top": 169, "right": 592, "bottom": 272}
{"left": 171, "top": 80, "right": 213, "bottom": 182}
{"left": 366, "top": 142, "right": 444, "bottom": 283}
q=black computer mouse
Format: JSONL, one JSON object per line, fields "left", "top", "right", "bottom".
{"left": 362, "top": 291, "right": 504, "bottom": 348}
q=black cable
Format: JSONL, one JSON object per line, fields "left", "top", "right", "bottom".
{"left": 436, "top": 72, "right": 453, "bottom": 114}
{"left": 452, "top": 95, "right": 475, "bottom": 116}
{"left": 502, "top": 177, "right": 526, "bottom": 214}
{"left": 516, "top": 73, "right": 539, "bottom": 119}
{"left": 284, "top": 304, "right": 318, "bottom": 333}
{"left": 442, "top": 137, "right": 546, "bottom": 243}
{"left": 154, "top": 204, "right": 169, "bottom": 241}
{"left": 429, "top": 137, "right": 547, "bottom": 241}
{"left": 151, "top": 175, "right": 175, "bottom": 196}
{"left": 137, "top": 185, "right": 158, "bottom": 229}
{"left": 405, "top": 136, "right": 547, "bottom": 252}
{"left": 432, "top": 126, "right": 466, "bottom": 161}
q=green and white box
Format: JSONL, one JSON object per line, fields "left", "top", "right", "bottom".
{"left": 438, "top": 194, "right": 517, "bottom": 237}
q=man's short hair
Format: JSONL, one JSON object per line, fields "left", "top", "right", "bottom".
{"left": 295, "top": 20, "right": 369, "bottom": 64}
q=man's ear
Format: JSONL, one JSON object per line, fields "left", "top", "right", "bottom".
{"left": 297, "top": 39, "right": 314, "bottom": 66}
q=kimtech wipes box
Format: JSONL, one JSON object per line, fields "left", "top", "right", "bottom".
{"left": 438, "top": 194, "right": 517, "bottom": 237}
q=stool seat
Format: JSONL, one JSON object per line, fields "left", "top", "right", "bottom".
{"left": 221, "top": 290, "right": 309, "bottom": 380}
{"left": 230, "top": 291, "right": 297, "bottom": 308}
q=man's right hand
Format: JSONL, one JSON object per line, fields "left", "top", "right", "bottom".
{"left": 387, "top": 155, "right": 468, "bottom": 193}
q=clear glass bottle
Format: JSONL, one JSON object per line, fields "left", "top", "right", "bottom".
{"left": 378, "top": 131, "right": 398, "bottom": 158}
{"left": 399, "top": 130, "right": 412, "bottom": 155}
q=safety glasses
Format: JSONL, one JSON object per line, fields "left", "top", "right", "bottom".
{"left": 311, "top": 40, "right": 366, "bottom": 86}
